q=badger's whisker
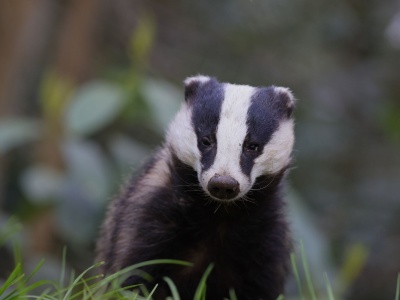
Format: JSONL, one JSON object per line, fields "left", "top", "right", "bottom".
{"left": 214, "top": 203, "right": 222, "bottom": 214}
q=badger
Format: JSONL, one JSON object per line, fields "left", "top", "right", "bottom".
{"left": 96, "top": 75, "right": 296, "bottom": 300}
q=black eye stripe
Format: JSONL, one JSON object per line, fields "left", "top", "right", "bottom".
{"left": 191, "top": 79, "right": 224, "bottom": 172}
{"left": 240, "top": 88, "right": 279, "bottom": 176}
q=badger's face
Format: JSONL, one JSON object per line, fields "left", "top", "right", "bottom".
{"left": 167, "top": 76, "right": 295, "bottom": 202}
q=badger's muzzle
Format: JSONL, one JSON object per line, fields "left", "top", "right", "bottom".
{"left": 207, "top": 175, "right": 240, "bottom": 200}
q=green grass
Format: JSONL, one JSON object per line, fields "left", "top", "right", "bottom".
{"left": 1, "top": 250, "right": 400, "bottom": 300}
{"left": 0, "top": 258, "right": 194, "bottom": 300}
{"left": 0, "top": 250, "right": 328, "bottom": 300}
{"left": 1, "top": 220, "right": 399, "bottom": 300}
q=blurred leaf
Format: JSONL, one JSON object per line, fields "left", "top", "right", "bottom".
{"left": 40, "top": 70, "right": 73, "bottom": 121}
{"left": 108, "top": 134, "right": 151, "bottom": 174}
{"left": 380, "top": 102, "right": 400, "bottom": 141}
{"left": 338, "top": 244, "right": 368, "bottom": 289}
{"left": 20, "top": 165, "right": 65, "bottom": 204}
{"left": 56, "top": 179, "right": 99, "bottom": 246}
{"left": 385, "top": 13, "right": 400, "bottom": 49}
{"left": 141, "top": 78, "right": 181, "bottom": 131}
{"left": 129, "top": 14, "right": 155, "bottom": 65}
{"left": 0, "top": 217, "right": 22, "bottom": 247}
{"left": 62, "top": 139, "right": 113, "bottom": 205}
{"left": 57, "top": 139, "right": 114, "bottom": 245}
{"left": 0, "top": 118, "right": 42, "bottom": 154}
{"left": 65, "top": 80, "right": 125, "bottom": 136}
{"left": 287, "top": 189, "right": 334, "bottom": 289}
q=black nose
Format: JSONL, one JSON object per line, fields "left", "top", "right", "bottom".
{"left": 207, "top": 175, "right": 240, "bottom": 200}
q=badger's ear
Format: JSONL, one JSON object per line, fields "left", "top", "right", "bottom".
{"left": 273, "top": 86, "right": 296, "bottom": 118}
{"left": 184, "top": 75, "right": 211, "bottom": 102}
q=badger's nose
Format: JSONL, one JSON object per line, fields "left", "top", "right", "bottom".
{"left": 207, "top": 175, "right": 240, "bottom": 200}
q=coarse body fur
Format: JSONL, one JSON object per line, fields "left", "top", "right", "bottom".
{"left": 96, "top": 76, "right": 296, "bottom": 300}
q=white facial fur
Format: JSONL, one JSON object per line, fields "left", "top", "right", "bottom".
{"left": 251, "top": 119, "right": 294, "bottom": 181}
{"left": 200, "top": 83, "right": 255, "bottom": 199}
{"left": 166, "top": 76, "right": 295, "bottom": 201}
{"left": 166, "top": 102, "right": 200, "bottom": 169}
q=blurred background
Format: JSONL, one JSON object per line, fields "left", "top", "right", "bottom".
{"left": 0, "top": 0, "right": 400, "bottom": 299}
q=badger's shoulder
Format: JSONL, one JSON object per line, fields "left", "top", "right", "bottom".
{"left": 95, "top": 147, "right": 173, "bottom": 273}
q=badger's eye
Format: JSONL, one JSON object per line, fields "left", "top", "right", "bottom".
{"left": 201, "top": 136, "right": 212, "bottom": 147}
{"left": 246, "top": 143, "right": 259, "bottom": 152}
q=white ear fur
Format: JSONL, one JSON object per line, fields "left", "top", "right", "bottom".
{"left": 273, "top": 86, "right": 296, "bottom": 109}
{"left": 184, "top": 75, "right": 211, "bottom": 86}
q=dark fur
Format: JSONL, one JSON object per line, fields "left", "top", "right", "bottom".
{"left": 96, "top": 150, "right": 291, "bottom": 300}
{"left": 96, "top": 77, "right": 294, "bottom": 299}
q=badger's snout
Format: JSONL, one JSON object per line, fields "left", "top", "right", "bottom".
{"left": 207, "top": 175, "right": 240, "bottom": 200}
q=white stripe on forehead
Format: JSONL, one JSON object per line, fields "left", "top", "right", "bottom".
{"left": 210, "top": 83, "right": 255, "bottom": 177}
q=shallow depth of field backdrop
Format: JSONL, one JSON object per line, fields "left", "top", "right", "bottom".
{"left": 0, "top": 1, "right": 400, "bottom": 299}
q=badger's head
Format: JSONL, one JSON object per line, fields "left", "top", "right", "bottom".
{"left": 166, "top": 75, "right": 295, "bottom": 202}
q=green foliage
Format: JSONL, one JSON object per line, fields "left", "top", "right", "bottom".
{"left": 1, "top": 245, "right": 398, "bottom": 300}
{"left": 193, "top": 264, "right": 214, "bottom": 300}
{"left": 300, "top": 241, "right": 317, "bottom": 300}
{"left": 380, "top": 101, "right": 400, "bottom": 142}
{"left": 0, "top": 224, "right": 398, "bottom": 300}
{"left": 0, "top": 119, "right": 42, "bottom": 154}
{"left": 337, "top": 244, "right": 368, "bottom": 292}
{"left": 40, "top": 71, "right": 73, "bottom": 122}
{"left": 65, "top": 80, "right": 126, "bottom": 137}
{"left": 20, "top": 165, "right": 64, "bottom": 205}
{"left": 0, "top": 256, "right": 195, "bottom": 300}
{"left": 141, "top": 78, "right": 181, "bottom": 131}
{"left": 291, "top": 253, "right": 304, "bottom": 300}
{"left": 163, "top": 277, "right": 180, "bottom": 300}
{"left": 129, "top": 14, "right": 156, "bottom": 67}
{"left": 1, "top": 65, "right": 181, "bottom": 249}
{"left": 0, "top": 218, "right": 22, "bottom": 246}
{"left": 290, "top": 242, "right": 349, "bottom": 300}
{"left": 323, "top": 273, "right": 335, "bottom": 300}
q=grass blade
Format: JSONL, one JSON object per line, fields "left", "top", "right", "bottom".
{"left": 300, "top": 241, "right": 317, "bottom": 300}
{"left": 290, "top": 253, "right": 304, "bottom": 300}
{"left": 229, "top": 288, "right": 237, "bottom": 300}
{"left": 62, "top": 264, "right": 99, "bottom": 300}
{"left": 0, "top": 263, "right": 24, "bottom": 296}
{"left": 324, "top": 273, "right": 335, "bottom": 300}
{"left": 395, "top": 273, "right": 400, "bottom": 300}
{"left": 163, "top": 277, "right": 180, "bottom": 300}
{"left": 193, "top": 263, "right": 214, "bottom": 300}
{"left": 146, "top": 283, "right": 158, "bottom": 299}
{"left": 5, "top": 280, "right": 53, "bottom": 300}
{"left": 25, "top": 259, "right": 45, "bottom": 282}
{"left": 96, "top": 259, "right": 191, "bottom": 289}
{"left": 60, "top": 246, "right": 67, "bottom": 290}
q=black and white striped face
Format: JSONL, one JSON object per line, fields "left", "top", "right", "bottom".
{"left": 167, "top": 76, "right": 295, "bottom": 202}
